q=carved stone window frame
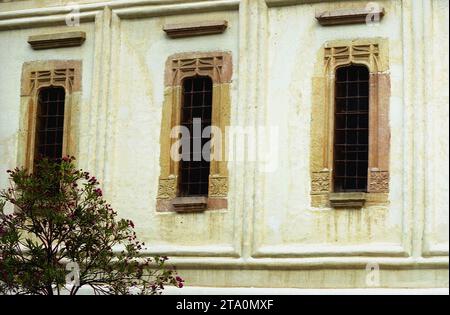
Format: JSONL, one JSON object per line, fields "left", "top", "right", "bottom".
{"left": 157, "top": 51, "right": 232, "bottom": 212}
{"left": 310, "top": 39, "right": 390, "bottom": 208}
{"left": 18, "top": 60, "right": 82, "bottom": 171}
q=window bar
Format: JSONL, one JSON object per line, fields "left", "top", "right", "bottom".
{"left": 333, "top": 65, "right": 369, "bottom": 192}
{"left": 179, "top": 76, "right": 213, "bottom": 197}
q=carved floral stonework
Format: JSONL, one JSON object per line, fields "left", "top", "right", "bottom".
{"left": 165, "top": 51, "right": 232, "bottom": 86}
{"left": 29, "top": 68, "right": 75, "bottom": 93}
{"left": 368, "top": 170, "right": 389, "bottom": 193}
{"left": 311, "top": 171, "right": 331, "bottom": 193}
{"left": 157, "top": 52, "right": 231, "bottom": 211}
{"left": 21, "top": 60, "right": 82, "bottom": 96}
{"left": 157, "top": 177, "right": 177, "bottom": 199}
{"left": 209, "top": 176, "right": 228, "bottom": 198}
{"left": 19, "top": 60, "right": 82, "bottom": 172}
{"left": 310, "top": 39, "right": 390, "bottom": 208}
{"left": 324, "top": 43, "right": 381, "bottom": 73}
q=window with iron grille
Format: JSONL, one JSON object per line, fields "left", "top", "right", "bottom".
{"left": 179, "top": 76, "right": 213, "bottom": 196}
{"left": 333, "top": 65, "right": 369, "bottom": 192}
{"left": 35, "top": 87, "right": 66, "bottom": 161}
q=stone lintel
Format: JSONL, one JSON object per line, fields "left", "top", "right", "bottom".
{"left": 163, "top": 20, "right": 228, "bottom": 38}
{"left": 316, "top": 8, "right": 385, "bottom": 26}
{"left": 28, "top": 31, "right": 86, "bottom": 50}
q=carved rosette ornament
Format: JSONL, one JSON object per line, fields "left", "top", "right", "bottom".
{"left": 368, "top": 170, "right": 389, "bottom": 193}
{"left": 311, "top": 171, "right": 331, "bottom": 193}
{"left": 157, "top": 177, "right": 177, "bottom": 199}
{"left": 209, "top": 176, "right": 228, "bottom": 198}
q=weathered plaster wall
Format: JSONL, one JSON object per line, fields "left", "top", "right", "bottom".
{"left": 112, "top": 11, "right": 240, "bottom": 253}
{"left": 0, "top": 0, "right": 448, "bottom": 289}
{"left": 0, "top": 22, "right": 95, "bottom": 189}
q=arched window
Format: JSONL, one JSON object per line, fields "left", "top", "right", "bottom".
{"left": 179, "top": 76, "right": 213, "bottom": 196}
{"left": 35, "top": 86, "right": 66, "bottom": 161}
{"left": 333, "top": 65, "right": 369, "bottom": 192}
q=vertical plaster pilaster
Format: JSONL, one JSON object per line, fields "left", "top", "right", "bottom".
{"left": 238, "top": 0, "right": 269, "bottom": 259}
{"left": 403, "top": 0, "right": 427, "bottom": 258}
{"left": 88, "top": 7, "right": 112, "bottom": 193}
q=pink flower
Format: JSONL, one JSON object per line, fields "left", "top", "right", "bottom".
{"left": 176, "top": 276, "right": 184, "bottom": 283}
{"left": 94, "top": 188, "right": 103, "bottom": 197}
{"left": 0, "top": 225, "right": 7, "bottom": 237}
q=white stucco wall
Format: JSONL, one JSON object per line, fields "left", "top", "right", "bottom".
{"left": 0, "top": 0, "right": 448, "bottom": 289}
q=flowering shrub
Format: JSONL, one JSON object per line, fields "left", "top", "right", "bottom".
{"left": 0, "top": 157, "right": 184, "bottom": 295}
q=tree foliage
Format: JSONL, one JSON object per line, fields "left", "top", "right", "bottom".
{"left": 0, "top": 157, "right": 184, "bottom": 295}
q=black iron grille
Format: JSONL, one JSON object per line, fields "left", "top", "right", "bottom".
{"left": 179, "top": 76, "right": 213, "bottom": 196}
{"left": 35, "top": 87, "right": 66, "bottom": 161}
{"left": 333, "top": 65, "right": 369, "bottom": 192}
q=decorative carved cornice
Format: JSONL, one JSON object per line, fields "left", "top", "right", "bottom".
{"left": 163, "top": 20, "right": 228, "bottom": 39}
{"left": 324, "top": 43, "right": 381, "bottom": 73}
{"left": 21, "top": 60, "right": 82, "bottom": 96}
{"left": 165, "top": 51, "right": 232, "bottom": 86}
{"left": 27, "top": 31, "right": 86, "bottom": 50}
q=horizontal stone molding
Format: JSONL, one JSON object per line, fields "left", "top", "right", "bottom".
{"left": 316, "top": 7, "right": 385, "bottom": 26}
{"left": 422, "top": 243, "right": 450, "bottom": 257}
{"left": 0, "top": 12, "right": 97, "bottom": 30}
{"left": 265, "top": 0, "right": 364, "bottom": 7}
{"left": 252, "top": 244, "right": 409, "bottom": 258}
{"left": 156, "top": 257, "right": 449, "bottom": 271}
{"left": 0, "top": 0, "right": 237, "bottom": 20}
{"left": 0, "top": 0, "right": 239, "bottom": 30}
{"left": 121, "top": 244, "right": 240, "bottom": 258}
{"left": 163, "top": 20, "right": 228, "bottom": 38}
{"left": 28, "top": 31, "right": 86, "bottom": 50}
{"left": 110, "top": 1, "right": 239, "bottom": 19}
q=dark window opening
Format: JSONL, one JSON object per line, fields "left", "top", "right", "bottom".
{"left": 333, "top": 65, "right": 369, "bottom": 192}
{"left": 35, "top": 86, "right": 66, "bottom": 162}
{"left": 179, "top": 76, "right": 213, "bottom": 197}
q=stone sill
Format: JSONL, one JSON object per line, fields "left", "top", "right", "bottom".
{"left": 329, "top": 192, "right": 366, "bottom": 209}
{"left": 156, "top": 197, "right": 227, "bottom": 213}
{"left": 172, "top": 196, "right": 208, "bottom": 213}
